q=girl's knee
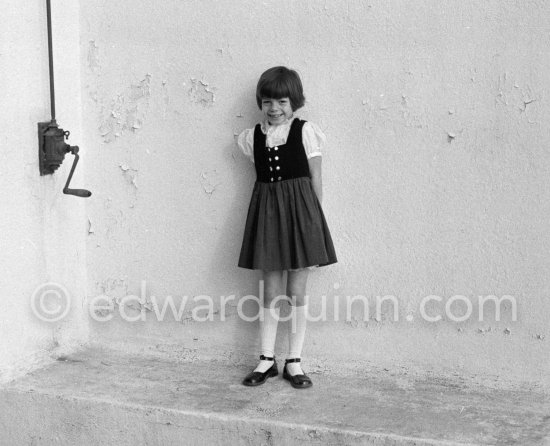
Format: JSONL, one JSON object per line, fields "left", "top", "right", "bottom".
{"left": 262, "top": 293, "right": 283, "bottom": 308}
{"left": 286, "top": 270, "right": 309, "bottom": 306}
{"left": 286, "top": 270, "right": 309, "bottom": 293}
{"left": 288, "top": 294, "right": 307, "bottom": 307}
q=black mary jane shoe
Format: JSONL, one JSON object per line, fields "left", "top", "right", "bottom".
{"left": 242, "top": 355, "right": 278, "bottom": 386}
{"left": 283, "top": 358, "right": 313, "bottom": 389}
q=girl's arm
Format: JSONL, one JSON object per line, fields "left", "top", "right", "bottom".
{"left": 308, "top": 157, "right": 323, "bottom": 204}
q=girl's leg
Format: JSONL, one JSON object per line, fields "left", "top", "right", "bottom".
{"left": 263, "top": 269, "right": 285, "bottom": 308}
{"left": 286, "top": 269, "right": 310, "bottom": 376}
{"left": 254, "top": 270, "right": 284, "bottom": 373}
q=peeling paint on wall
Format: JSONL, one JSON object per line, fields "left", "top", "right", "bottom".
{"left": 119, "top": 163, "right": 138, "bottom": 189}
{"left": 91, "top": 278, "right": 155, "bottom": 317}
{"left": 495, "top": 71, "right": 540, "bottom": 116}
{"left": 93, "top": 277, "right": 129, "bottom": 317}
{"left": 520, "top": 98, "right": 536, "bottom": 113}
{"left": 98, "top": 74, "right": 152, "bottom": 143}
{"left": 200, "top": 170, "right": 221, "bottom": 196}
{"left": 87, "top": 218, "right": 94, "bottom": 235}
{"left": 101, "top": 197, "right": 126, "bottom": 241}
{"left": 161, "top": 80, "right": 170, "bottom": 118}
{"left": 87, "top": 40, "right": 99, "bottom": 72}
{"left": 129, "top": 76, "right": 151, "bottom": 101}
{"left": 188, "top": 78, "right": 215, "bottom": 106}
{"left": 89, "top": 90, "right": 99, "bottom": 103}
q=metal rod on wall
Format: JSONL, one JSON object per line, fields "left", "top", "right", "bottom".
{"left": 46, "top": 0, "right": 56, "bottom": 122}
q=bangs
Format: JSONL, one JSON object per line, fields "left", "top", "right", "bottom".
{"left": 259, "top": 79, "right": 292, "bottom": 100}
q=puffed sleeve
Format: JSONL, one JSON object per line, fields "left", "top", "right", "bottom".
{"left": 237, "top": 128, "right": 255, "bottom": 163}
{"left": 302, "top": 121, "right": 326, "bottom": 159}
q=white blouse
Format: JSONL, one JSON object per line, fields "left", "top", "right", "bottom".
{"left": 237, "top": 117, "right": 326, "bottom": 163}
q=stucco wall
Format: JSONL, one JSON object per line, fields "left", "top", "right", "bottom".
{"left": 0, "top": 0, "right": 88, "bottom": 382}
{"left": 81, "top": 0, "right": 549, "bottom": 386}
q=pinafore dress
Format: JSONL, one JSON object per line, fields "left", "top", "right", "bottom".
{"left": 238, "top": 118, "right": 337, "bottom": 271}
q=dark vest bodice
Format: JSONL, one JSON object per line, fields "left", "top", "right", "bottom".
{"left": 253, "top": 118, "right": 311, "bottom": 183}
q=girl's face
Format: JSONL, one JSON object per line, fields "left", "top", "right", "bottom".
{"left": 261, "top": 97, "right": 293, "bottom": 126}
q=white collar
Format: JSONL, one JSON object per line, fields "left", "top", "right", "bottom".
{"left": 260, "top": 116, "right": 298, "bottom": 134}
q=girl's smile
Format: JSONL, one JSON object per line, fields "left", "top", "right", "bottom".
{"left": 261, "top": 97, "right": 293, "bottom": 126}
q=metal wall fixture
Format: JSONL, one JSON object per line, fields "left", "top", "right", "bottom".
{"left": 38, "top": 0, "right": 91, "bottom": 198}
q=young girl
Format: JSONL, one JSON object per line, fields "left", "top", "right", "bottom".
{"left": 237, "top": 66, "right": 337, "bottom": 389}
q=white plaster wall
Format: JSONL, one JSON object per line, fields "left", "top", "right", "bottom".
{"left": 81, "top": 0, "right": 549, "bottom": 386}
{"left": 0, "top": 0, "right": 88, "bottom": 382}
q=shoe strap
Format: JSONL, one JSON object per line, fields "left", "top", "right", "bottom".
{"left": 285, "top": 358, "right": 301, "bottom": 363}
{"left": 260, "top": 355, "right": 275, "bottom": 361}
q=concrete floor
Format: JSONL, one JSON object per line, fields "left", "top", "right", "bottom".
{"left": 0, "top": 346, "right": 548, "bottom": 446}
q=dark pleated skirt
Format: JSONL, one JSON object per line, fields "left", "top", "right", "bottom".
{"left": 238, "top": 177, "right": 337, "bottom": 271}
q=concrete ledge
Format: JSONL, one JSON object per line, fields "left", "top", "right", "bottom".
{"left": 0, "top": 346, "right": 548, "bottom": 445}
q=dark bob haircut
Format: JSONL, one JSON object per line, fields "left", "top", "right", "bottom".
{"left": 256, "top": 66, "right": 306, "bottom": 111}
